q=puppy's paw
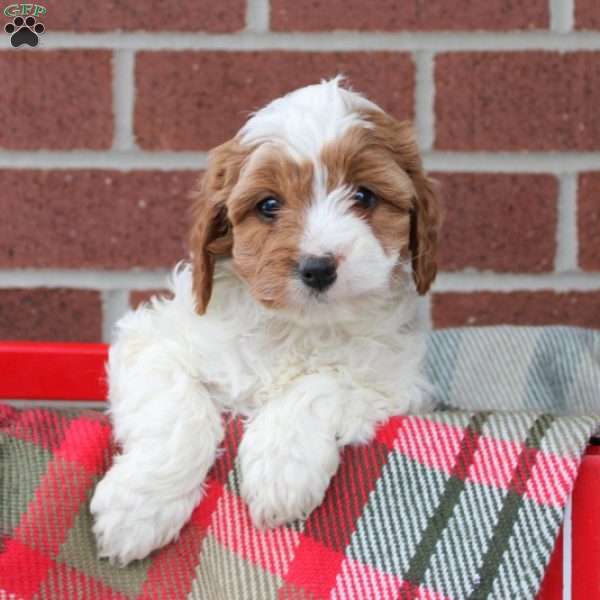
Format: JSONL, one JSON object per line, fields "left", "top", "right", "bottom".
{"left": 90, "top": 461, "right": 200, "bottom": 565}
{"left": 239, "top": 431, "right": 340, "bottom": 529}
{"left": 243, "top": 475, "right": 322, "bottom": 529}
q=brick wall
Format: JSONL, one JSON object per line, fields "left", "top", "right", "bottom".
{"left": 1, "top": 0, "right": 599, "bottom": 342}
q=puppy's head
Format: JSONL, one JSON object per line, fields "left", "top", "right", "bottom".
{"left": 190, "top": 78, "right": 440, "bottom": 318}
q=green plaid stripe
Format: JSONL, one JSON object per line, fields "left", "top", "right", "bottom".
{"left": 466, "top": 415, "right": 555, "bottom": 599}
{"left": 192, "top": 535, "right": 283, "bottom": 600}
{"left": 401, "top": 412, "right": 490, "bottom": 588}
{"left": 58, "top": 501, "right": 151, "bottom": 598}
{"left": 0, "top": 437, "right": 53, "bottom": 542}
{"left": 488, "top": 499, "right": 562, "bottom": 599}
{"left": 346, "top": 449, "right": 449, "bottom": 575}
{"left": 421, "top": 480, "right": 507, "bottom": 597}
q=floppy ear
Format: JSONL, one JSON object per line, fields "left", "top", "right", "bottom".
{"left": 368, "top": 112, "right": 442, "bottom": 295}
{"left": 408, "top": 170, "right": 441, "bottom": 295}
{"left": 189, "top": 139, "right": 245, "bottom": 314}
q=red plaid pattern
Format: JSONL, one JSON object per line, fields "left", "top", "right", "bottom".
{"left": 0, "top": 405, "right": 595, "bottom": 599}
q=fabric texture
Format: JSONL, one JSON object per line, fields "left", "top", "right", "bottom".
{"left": 1, "top": 325, "right": 600, "bottom": 599}
{"left": 0, "top": 406, "right": 597, "bottom": 599}
{"left": 427, "top": 326, "right": 600, "bottom": 416}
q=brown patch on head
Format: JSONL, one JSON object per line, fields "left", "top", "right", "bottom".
{"left": 190, "top": 140, "right": 314, "bottom": 312}
{"left": 228, "top": 146, "right": 314, "bottom": 308}
{"left": 320, "top": 124, "right": 414, "bottom": 260}
{"left": 320, "top": 110, "right": 442, "bottom": 295}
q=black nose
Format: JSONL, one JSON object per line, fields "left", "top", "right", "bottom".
{"left": 299, "top": 255, "right": 337, "bottom": 291}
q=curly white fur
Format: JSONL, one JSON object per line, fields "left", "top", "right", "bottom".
{"left": 91, "top": 78, "right": 434, "bottom": 565}
{"left": 91, "top": 263, "right": 429, "bottom": 564}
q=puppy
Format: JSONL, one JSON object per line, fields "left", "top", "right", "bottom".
{"left": 91, "top": 77, "right": 441, "bottom": 565}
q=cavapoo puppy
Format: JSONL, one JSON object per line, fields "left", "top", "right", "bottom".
{"left": 91, "top": 77, "right": 441, "bottom": 565}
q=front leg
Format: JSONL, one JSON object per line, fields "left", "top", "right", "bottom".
{"left": 91, "top": 336, "right": 223, "bottom": 565}
{"left": 239, "top": 374, "right": 355, "bottom": 528}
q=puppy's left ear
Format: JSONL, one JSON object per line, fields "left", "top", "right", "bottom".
{"left": 408, "top": 165, "right": 441, "bottom": 295}
{"left": 371, "top": 113, "right": 442, "bottom": 295}
{"left": 189, "top": 139, "right": 245, "bottom": 314}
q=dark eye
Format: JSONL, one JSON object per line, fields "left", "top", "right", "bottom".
{"left": 353, "top": 187, "right": 378, "bottom": 209}
{"left": 256, "top": 196, "right": 281, "bottom": 220}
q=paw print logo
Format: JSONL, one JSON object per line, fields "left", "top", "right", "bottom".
{"left": 4, "top": 15, "right": 45, "bottom": 47}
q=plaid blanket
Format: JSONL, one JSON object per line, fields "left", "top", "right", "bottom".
{"left": 427, "top": 326, "right": 600, "bottom": 416}
{"left": 0, "top": 404, "right": 597, "bottom": 600}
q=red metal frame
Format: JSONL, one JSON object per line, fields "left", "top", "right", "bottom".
{"left": 0, "top": 341, "right": 108, "bottom": 401}
{"left": 571, "top": 446, "right": 600, "bottom": 599}
{"left": 0, "top": 341, "right": 598, "bottom": 598}
{"left": 537, "top": 448, "right": 600, "bottom": 599}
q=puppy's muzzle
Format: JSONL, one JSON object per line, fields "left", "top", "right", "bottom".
{"left": 298, "top": 255, "right": 337, "bottom": 292}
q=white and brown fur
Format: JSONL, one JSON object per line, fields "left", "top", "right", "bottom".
{"left": 91, "top": 77, "right": 442, "bottom": 564}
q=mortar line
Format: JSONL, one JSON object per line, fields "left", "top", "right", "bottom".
{"left": 423, "top": 153, "right": 600, "bottom": 174}
{"left": 0, "top": 151, "right": 209, "bottom": 170}
{"left": 101, "top": 289, "right": 130, "bottom": 343}
{"left": 112, "top": 49, "right": 137, "bottom": 151}
{"left": 550, "top": 0, "right": 574, "bottom": 33}
{"left": 18, "top": 31, "right": 600, "bottom": 51}
{"left": 2, "top": 270, "right": 600, "bottom": 292}
{"left": 414, "top": 50, "right": 435, "bottom": 152}
{"left": 555, "top": 173, "right": 578, "bottom": 272}
{"left": 0, "top": 270, "right": 171, "bottom": 290}
{"left": 433, "top": 272, "right": 600, "bottom": 292}
{"left": 246, "top": 0, "right": 270, "bottom": 32}
{"left": 418, "top": 294, "right": 433, "bottom": 331}
{"left": 0, "top": 151, "right": 598, "bottom": 173}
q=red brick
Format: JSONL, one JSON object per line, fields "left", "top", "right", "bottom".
{"left": 435, "top": 173, "right": 557, "bottom": 272}
{"left": 575, "top": 0, "right": 600, "bottom": 29}
{"left": 0, "top": 289, "right": 102, "bottom": 342}
{"left": 129, "top": 290, "right": 171, "bottom": 309}
{"left": 578, "top": 172, "right": 600, "bottom": 271}
{"left": 435, "top": 52, "right": 600, "bottom": 151}
{"left": 0, "top": 51, "right": 112, "bottom": 150}
{"left": 272, "top": 0, "right": 548, "bottom": 31}
{"left": 433, "top": 291, "right": 600, "bottom": 329}
{"left": 0, "top": 170, "right": 197, "bottom": 268}
{"left": 135, "top": 52, "right": 414, "bottom": 151}
{"left": 44, "top": 0, "right": 245, "bottom": 33}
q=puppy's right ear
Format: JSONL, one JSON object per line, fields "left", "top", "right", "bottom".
{"left": 189, "top": 139, "right": 246, "bottom": 314}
